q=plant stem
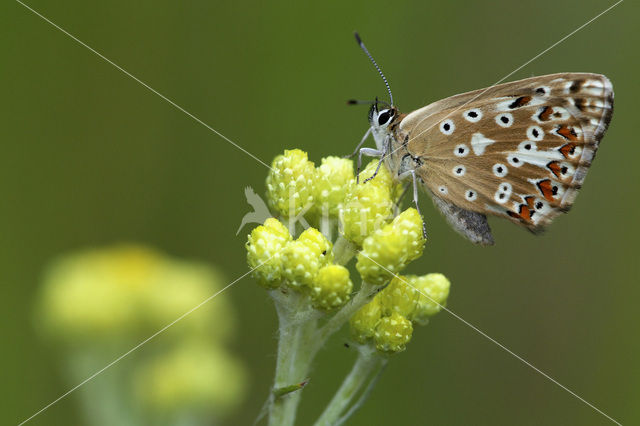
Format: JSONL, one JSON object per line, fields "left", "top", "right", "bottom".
{"left": 313, "top": 281, "right": 377, "bottom": 353}
{"left": 269, "top": 292, "right": 317, "bottom": 426}
{"left": 313, "top": 345, "right": 386, "bottom": 426}
{"left": 332, "top": 235, "right": 356, "bottom": 266}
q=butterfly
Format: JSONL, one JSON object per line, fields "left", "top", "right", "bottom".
{"left": 351, "top": 33, "right": 614, "bottom": 245}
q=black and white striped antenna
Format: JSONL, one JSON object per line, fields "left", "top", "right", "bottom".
{"left": 354, "top": 32, "right": 394, "bottom": 106}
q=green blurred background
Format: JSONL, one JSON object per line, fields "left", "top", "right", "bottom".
{"left": 3, "top": 0, "right": 638, "bottom": 424}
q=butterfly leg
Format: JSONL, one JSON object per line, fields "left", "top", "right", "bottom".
{"left": 398, "top": 169, "right": 428, "bottom": 239}
{"left": 393, "top": 182, "right": 411, "bottom": 215}
{"left": 356, "top": 147, "right": 383, "bottom": 184}
{"left": 345, "top": 127, "right": 372, "bottom": 159}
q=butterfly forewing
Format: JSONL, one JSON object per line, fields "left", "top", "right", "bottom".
{"left": 399, "top": 73, "right": 613, "bottom": 232}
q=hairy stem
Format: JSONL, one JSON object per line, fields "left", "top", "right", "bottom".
{"left": 313, "top": 281, "right": 377, "bottom": 353}
{"left": 313, "top": 346, "right": 386, "bottom": 426}
{"left": 332, "top": 235, "right": 357, "bottom": 266}
{"left": 269, "top": 292, "right": 318, "bottom": 426}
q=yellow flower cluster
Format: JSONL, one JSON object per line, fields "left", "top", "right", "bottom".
{"left": 356, "top": 208, "right": 426, "bottom": 286}
{"left": 36, "top": 245, "right": 233, "bottom": 342}
{"left": 247, "top": 219, "right": 353, "bottom": 311}
{"left": 134, "top": 340, "right": 246, "bottom": 415}
{"left": 264, "top": 149, "right": 402, "bottom": 242}
{"left": 36, "top": 245, "right": 247, "bottom": 417}
{"left": 266, "top": 149, "right": 355, "bottom": 220}
{"left": 350, "top": 273, "right": 450, "bottom": 353}
{"left": 340, "top": 161, "right": 401, "bottom": 245}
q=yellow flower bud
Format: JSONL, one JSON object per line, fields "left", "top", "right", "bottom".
{"left": 266, "top": 149, "right": 316, "bottom": 218}
{"left": 374, "top": 312, "right": 413, "bottom": 353}
{"left": 377, "top": 275, "right": 419, "bottom": 318}
{"left": 281, "top": 241, "right": 322, "bottom": 290}
{"left": 281, "top": 227, "right": 333, "bottom": 290}
{"left": 407, "top": 273, "right": 450, "bottom": 325}
{"left": 310, "top": 265, "right": 353, "bottom": 311}
{"left": 314, "top": 156, "right": 354, "bottom": 217}
{"left": 246, "top": 218, "right": 292, "bottom": 289}
{"left": 356, "top": 208, "right": 425, "bottom": 286}
{"left": 297, "top": 227, "right": 333, "bottom": 264}
{"left": 349, "top": 296, "right": 382, "bottom": 343}
{"left": 340, "top": 163, "right": 396, "bottom": 246}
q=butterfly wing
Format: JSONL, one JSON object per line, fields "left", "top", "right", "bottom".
{"left": 399, "top": 73, "right": 613, "bottom": 234}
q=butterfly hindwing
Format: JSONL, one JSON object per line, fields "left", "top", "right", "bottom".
{"left": 397, "top": 73, "right": 613, "bottom": 234}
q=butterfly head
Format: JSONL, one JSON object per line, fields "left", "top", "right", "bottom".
{"left": 368, "top": 100, "right": 399, "bottom": 149}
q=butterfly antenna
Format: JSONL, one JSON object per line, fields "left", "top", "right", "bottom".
{"left": 347, "top": 99, "right": 391, "bottom": 107}
{"left": 354, "top": 32, "right": 394, "bottom": 106}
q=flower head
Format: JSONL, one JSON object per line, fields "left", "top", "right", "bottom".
{"left": 349, "top": 294, "right": 382, "bottom": 343}
{"left": 36, "top": 245, "right": 234, "bottom": 342}
{"left": 407, "top": 273, "right": 450, "bottom": 325}
{"left": 314, "top": 156, "right": 354, "bottom": 217}
{"left": 281, "top": 228, "right": 332, "bottom": 290}
{"left": 246, "top": 218, "right": 292, "bottom": 289}
{"left": 356, "top": 208, "right": 425, "bottom": 286}
{"left": 309, "top": 264, "right": 353, "bottom": 311}
{"left": 266, "top": 149, "right": 317, "bottom": 218}
{"left": 373, "top": 312, "right": 413, "bottom": 353}
{"left": 340, "top": 161, "right": 397, "bottom": 245}
{"left": 134, "top": 340, "right": 247, "bottom": 416}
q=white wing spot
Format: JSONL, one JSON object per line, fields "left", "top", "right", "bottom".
{"left": 464, "top": 109, "right": 482, "bottom": 122}
{"left": 527, "top": 125, "right": 544, "bottom": 141}
{"left": 508, "top": 155, "right": 523, "bottom": 167}
{"left": 452, "top": 165, "right": 466, "bottom": 176}
{"left": 454, "top": 144, "right": 469, "bottom": 157}
{"left": 492, "top": 163, "right": 508, "bottom": 177}
{"left": 518, "top": 141, "right": 537, "bottom": 152}
{"left": 440, "top": 119, "right": 455, "bottom": 135}
{"left": 494, "top": 182, "right": 512, "bottom": 204}
{"left": 535, "top": 86, "right": 550, "bottom": 96}
{"left": 495, "top": 113, "right": 513, "bottom": 128}
{"left": 470, "top": 133, "right": 496, "bottom": 155}
{"left": 438, "top": 185, "right": 448, "bottom": 195}
{"left": 465, "top": 189, "right": 477, "bottom": 202}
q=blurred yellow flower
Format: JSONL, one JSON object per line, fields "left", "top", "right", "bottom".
{"left": 134, "top": 340, "right": 247, "bottom": 415}
{"left": 36, "top": 245, "right": 234, "bottom": 343}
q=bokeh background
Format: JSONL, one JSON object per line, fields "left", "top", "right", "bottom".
{"left": 3, "top": 0, "right": 639, "bottom": 424}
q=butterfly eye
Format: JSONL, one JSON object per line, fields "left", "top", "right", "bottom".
{"left": 377, "top": 109, "right": 393, "bottom": 126}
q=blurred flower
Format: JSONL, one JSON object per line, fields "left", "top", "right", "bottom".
{"left": 35, "top": 244, "right": 248, "bottom": 425}
{"left": 36, "top": 245, "right": 234, "bottom": 343}
{"left": 406, "top": 273, "right": 450, "bottom": 325}
{"left": 134, "top": 340, "right": 246, "bottom": 416}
